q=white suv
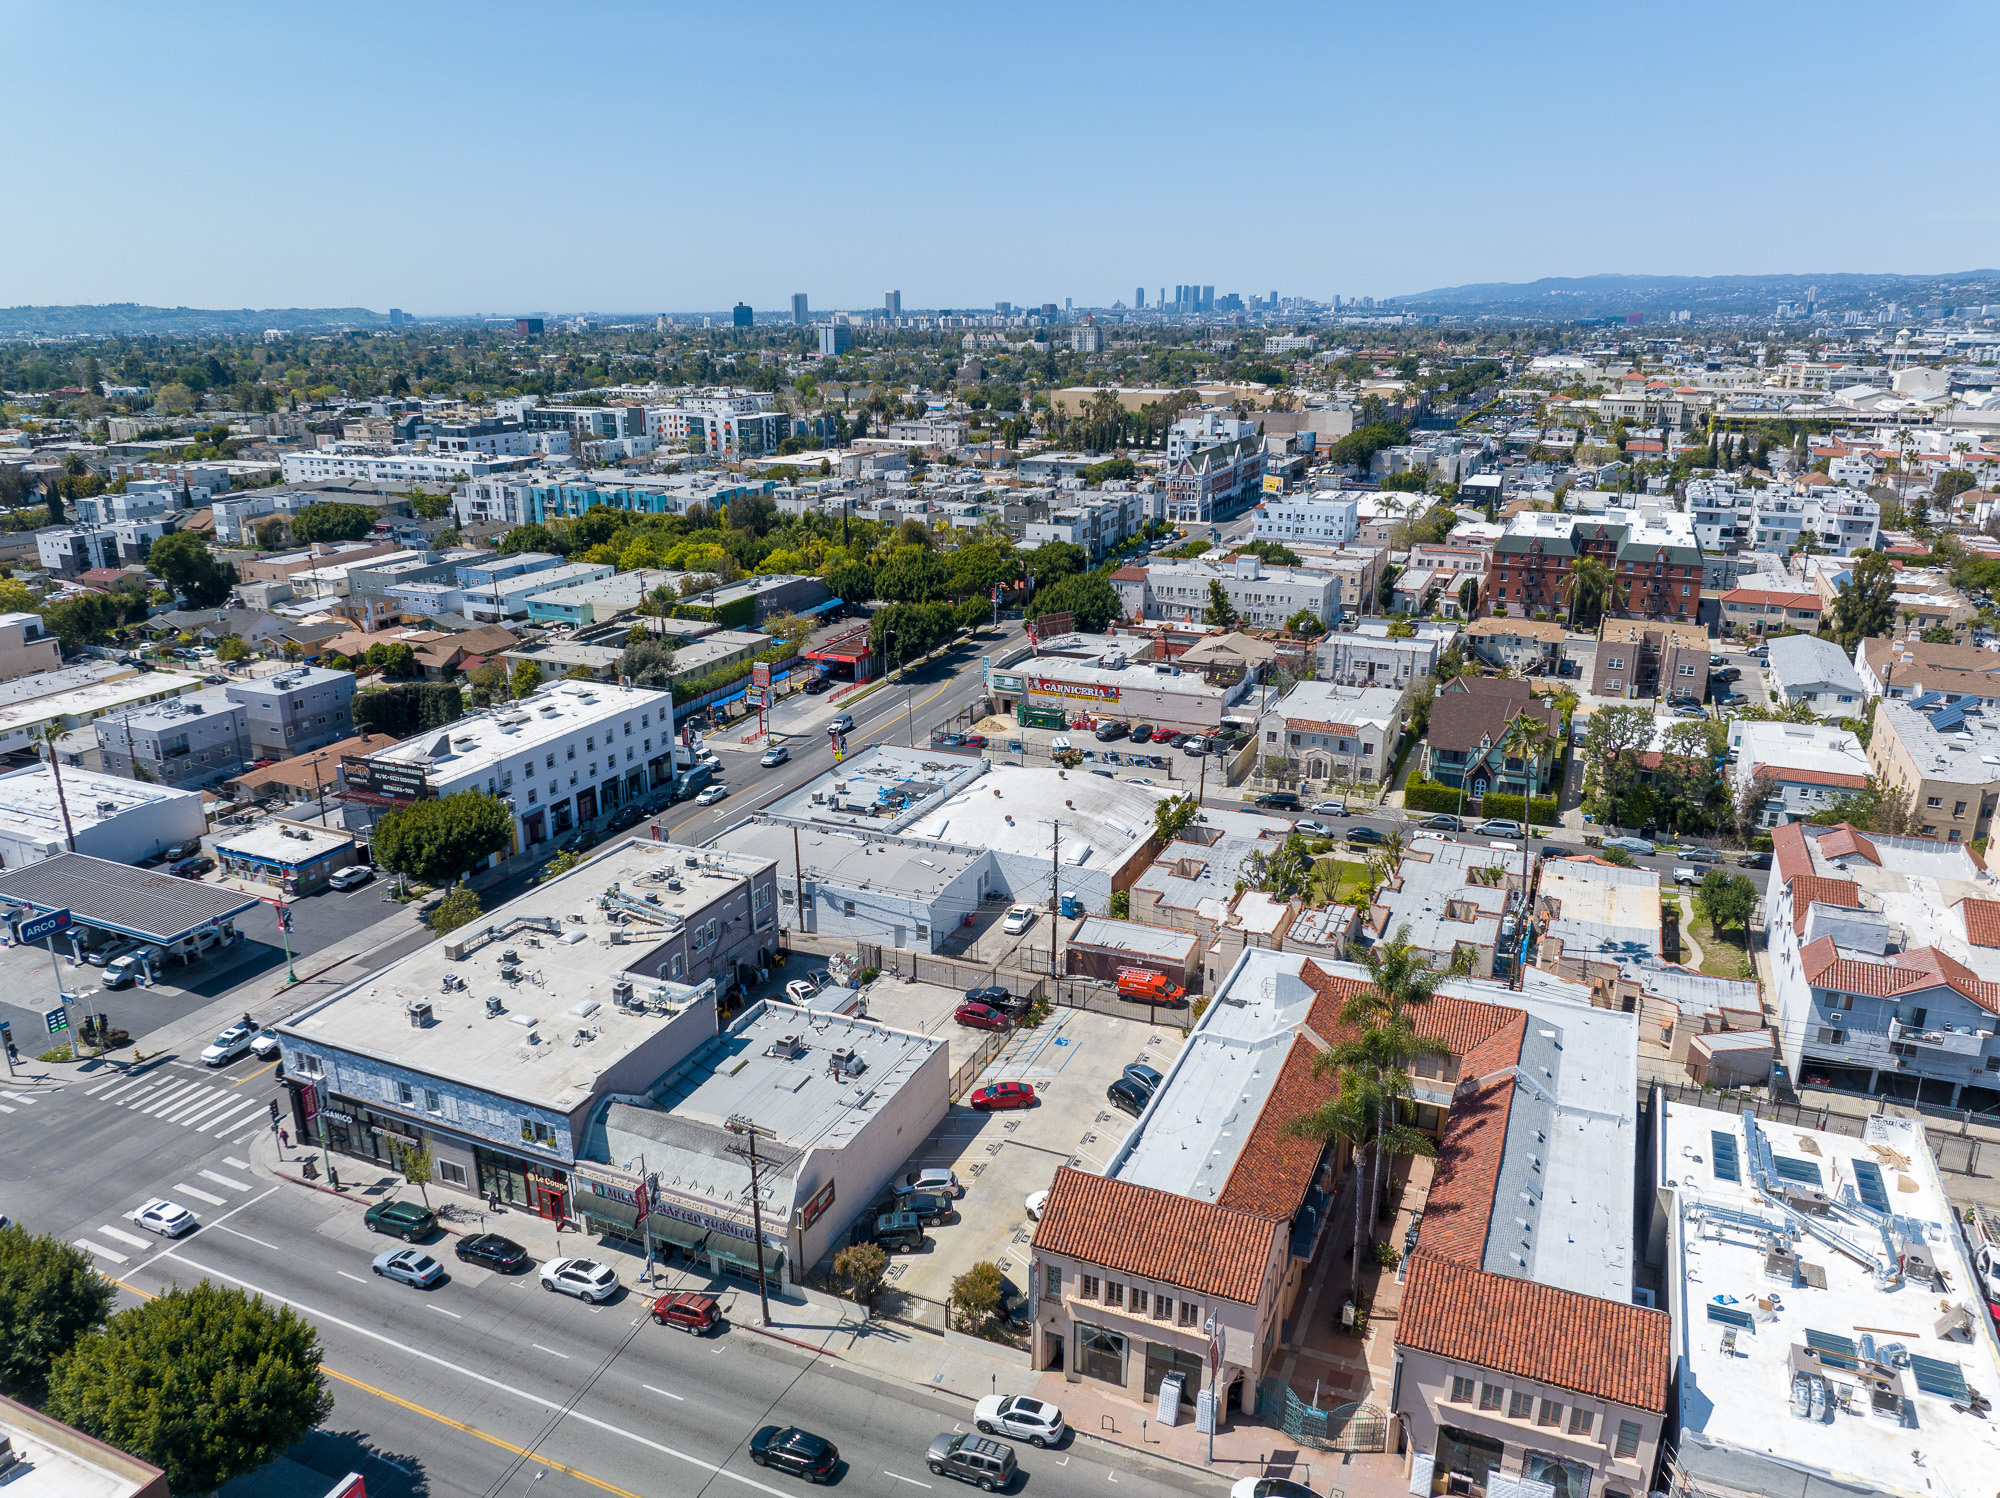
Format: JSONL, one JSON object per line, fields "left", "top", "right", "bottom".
{"left": 540, "top": 1257, "right": 619, "bottom": 1303}
{"left": 973, "top": 1395, "right": 1065, "bottom": 1448}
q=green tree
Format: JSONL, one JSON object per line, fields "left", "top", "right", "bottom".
{"left": 353, "top": 682, "right": 462, "bottom": 737}
{"left": 1698, "top": 869, "right": 1759, "bottom": 949}
{"left": 410, "top": 490, "right": 453, "bottom": 521}
{"left": 375, "top": 790, "right": 513, "bottom": 887}
{"left": 215, "top": 635, "right": 251, "bottom": 663}
{"left": 620, "top": 634, "right": 678, "bottom": 689}
{"left": 0, "top": 1225, "right": 116, "bottom": 1405}
{"left": 1563, "top": 555, "right": 1616, "bottom": 629}
{"left": 1203, "top": 579, "right": 1238, "bottom": 628}
{"left": 1025, "top": 570, "right": 1119, "bottom": 632}
{"left": 833, "top": 1242, "right": 888, "bottom": 1307}
{"left": 1023, "top": 541, "right": 1087, "bottom": 588}
{"left": 499, "top": 523, "right": 565, "bottom": 556}
{"left": 1934, "top": 469, "right": 1978, "bottom": 503}
{"left": 1153, "top": 792, "right": 1201, "bottom": 842}
{"left": 1920, "top": 624, "right": 1956, "bottom": 644}
{"left": 253, "top": 517, "right": 288, "bottom": 551}
{"left": 950, "top": 1261, "right": 1005, "bottom": 1333}
{"left": 395, "top": 1137, "right": 436, "bottom": 1206}
{"left": 1580, "top": 705, "right": 1656, "bottom": 814}
{"left": 46, "top": 1282, "right": 334, "bottom": 1496}
{"left": 511, "top": 658, "right": 544, "bottom": 700}
{"left": 1285, "top": 607, "right": 1325, "bottom": 637}
{"left": 537, "top": 848, "right": 585, "bottom": 882}
{"left": 288, "top": 503, "right": 377, "bottom": 544}
{"left": 1832, "top": 551, "right": 1898, "bottom": 650}
{"left": 146, "top": 529, "right": 237, "bottom": 607}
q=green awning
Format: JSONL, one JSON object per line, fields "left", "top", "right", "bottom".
{"left": 648, "top": 1215, "right": 711, "bottom": 1254}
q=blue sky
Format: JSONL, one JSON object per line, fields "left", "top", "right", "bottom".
{"left": 9, "top": 0, "right": 1998, "bottom": 314}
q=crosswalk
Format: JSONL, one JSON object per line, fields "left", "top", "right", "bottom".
{"left": 0, "top": 1088, "right": 43, "bottom": 1115}
{"left": 80, "top": 1068, "right": 276, "bottom": 1144}
{"left": 74, "top": 1155, "right": 258, "bottom": 1265}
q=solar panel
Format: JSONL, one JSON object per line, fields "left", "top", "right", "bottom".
{"left": 1711, "top": 1131, "right": 1741, "bottom": 1183}
{"left": 1806, "top": 1329, "right": 1858, "bottom": 1368}
{"left": 1910, "top": 1354, "right": 1970, "bottom": 1401}
{"left": 1772, "top": 1155, "right": 1824, "bottom": 1187}
{"left": 1706, "top": 1302, "right": 1755, "bottom": 1329}
{"left": 1850, "top": 1158, "right": 1890, "bottom": 1213}
{"left": 1931, "top": 700, "right": 1971, "bottom": 733}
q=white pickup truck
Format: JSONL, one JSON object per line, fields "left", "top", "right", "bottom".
{"left": 1963, "top": 1204, "right": 2000, "bottom": 1326}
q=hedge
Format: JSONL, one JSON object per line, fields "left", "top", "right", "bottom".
{"left": 1476, "top": 789, "right": 1558, "bottom": 826}
{"left": 1403, "top": 779, "right": 1462, "bottom": 814}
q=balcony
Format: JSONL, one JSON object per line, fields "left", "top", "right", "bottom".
{"left": 1886, "top": 1017, "right": 1988, "bottom": 1056}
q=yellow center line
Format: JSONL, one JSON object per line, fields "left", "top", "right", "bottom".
{"left": 231, "top": 1058, "right": 280, "bottom": 1088}
{"left": 323, "top": 1366, "right": 644, "bottom": 1498}
{"left": 104, "top": 1278, "right": 640, "bottom": 1498}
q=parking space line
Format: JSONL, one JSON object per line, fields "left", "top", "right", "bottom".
{"left": 883, "top": 1474, "right": 932, "bottom": 1489}
{"left": 172, "top": 1183, "right": 226, "bottom": 1206}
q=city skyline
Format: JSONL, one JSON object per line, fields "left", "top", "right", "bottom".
{"left": 6, "top": 1, "right": 1997, "bottom": 312}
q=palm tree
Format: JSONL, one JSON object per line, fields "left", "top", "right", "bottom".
{"left": 1283, "top": 1079, "right": 1382, "bottom": 1288}
{"left": 1563, "top": 556, "right": 1615, "bottom": 630}
{"left": 39, "top": 722, "right": 75, "bottom": 853}
{"left": 1503, "top": 712, "right": 1553, "bottom": 815}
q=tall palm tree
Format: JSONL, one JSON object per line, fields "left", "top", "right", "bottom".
{"left": 1503, "top": 712, "right": 1553, "bottom": 813}
{"left": 1283, "top": 1079, "right": 1382, "bottom": 1288}
{"left": 39, "top": 722, "right": 76, "bottom": 853}
{"left": 1563, "top": 556, "right": 1615, "bottom": 630}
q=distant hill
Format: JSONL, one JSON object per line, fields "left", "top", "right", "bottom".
{"left": 1389, "top": 270, "right": 2000, "bottom": 320}
{"left": 0, "top": 304, "right": 394, "bottom": 336}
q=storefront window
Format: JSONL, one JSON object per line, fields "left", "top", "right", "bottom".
{"left": 474, "top": 1145, "right": 527, "bottom": 1206}
{"left": 1522, "top": 1451, "right": 1592, "bottom": 1498}
{"left": 1144, "top": 1342, "right": 1202, "bottom": 1403}
{"left": 1074, "top": 1322, "right": 1127, "bottom": 1387}
{"left": 1434, "top": 1425, "right": 1505, "bottom": 1495}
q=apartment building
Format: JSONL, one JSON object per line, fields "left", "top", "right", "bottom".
{"left": 1726, "top": 720, "right": 1871, "bottom": 827}
{"left": 1255, "top": 682, "right": 1404, "bottom": 784}
{"left": 1252, "top": 494, "right": 1358, "bottom": 546}
{"left": 1867, "top": 698, "right": 2000, "bottom": 844}
{"left": 463, "top": 562, "right": 615, "bottom": 623}
{"left": 1025, "top": 491, "right": 1146, "bottom": 561}
{"left": 1766, "top": 634, "right": 1866, "bottom": 714}
{"left": 1466, "top": 617, "right": 1566, "bottom": 672}
{"left": 1717, "top": 587, "right": 1823, "bottom": 637}
{"left": 0, "top": 611, "right": 60, "bottom": 682}
{"left": 225, "top": 666, "right": 356, "bottom": 761}
{"left": 1165, "top": 412, "right": 1258, "bottom": 462}
{"left": 452, "top": 470, "right": 774, "bottom": 529}
{"left": 644, "top": 393, "right": 786, "bottom": 457}
{"left": 1315, "top": 628, "right": 1441, "bottom": 690}
{"left": 1134, "top": 554, "right": 1341, "bottom": 629}
{"left": 1592, "top": 619, "right": 1709, "bottom": 702}
{"left": 36, "top": 519, "right": 173, "bottom": 575}
{"left": 1489, "top": 503, "right": 1702, "bottom": 626}
{"left": 1856, "top": 636, "right": 2000, "bottom": 708}
{"left": 94, "top": 689, "right": 252, "bottom": 791}
{"left": 1162, "top": 436, "right": 1264, "bottom": 523}
{"left": 278, "top": 450, "right": 531, "bottom": 485}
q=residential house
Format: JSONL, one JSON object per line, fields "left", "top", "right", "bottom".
{"left": 1726, "top": 720, "right": 1871, "bottom": 827}
{"left": 1717, "top": 587, "right": 1823, "bottom": 637}
{"left": 1421, "top": 676, "right": 1561, "bottom": 794}
{"left": 0, "top": 611, "right": 60, "bottom": 682}
{"left": 1855, "top": 636, "right": 2000, "bottom": 711}
{"left": 1466, "top": 617, "right": 1566, "bottom": 673}
{"left": 1765, "top": 633, "right": 1866, "bottom": 715}
{"left": 1255, "top": 682, "right": 1404, "bottom": 785}
{"left": 1316, "top": 628, "right": 1441, "bottom": 691}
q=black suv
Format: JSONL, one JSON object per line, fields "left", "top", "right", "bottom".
{"left": 1254, "top": 791, "right": 1300, "bottom": 810}
{"left": 750, "top": 1426, "right": 839, "bottom": 1482}
{"left": 1106, "top": 1078, "right": 1150, "bottom": 1117}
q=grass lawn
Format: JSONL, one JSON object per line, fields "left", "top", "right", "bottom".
{"left": 1308, "top": 856, "right": 1377, "bottom": 905}
{"left": 1688, "top": 901, "right": 1754, "bottom": 981}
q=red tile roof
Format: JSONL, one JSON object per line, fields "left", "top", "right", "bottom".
{"left": 1110, "top": 567, "right": 1148, "bottom": 582}
{"left": 1218, "top": 1037, "right": 1337, "bottom": 1218}
{"left": 1750, "top": 764, "right": 1868, "bottom": 791}
{"left": 1802, "top": 940, "right": 2000, "bottom": 1013}
{"left": 1790, "top": 875, "right": 1862, "bottom": 910}
{"left": 1771, "top": 820, "right": 1814, "bottom": 888}
{"left": 1720, "top": 589, "right": 1822, "bottom": 609}
{"left": 1962, "top": 898, "right": 2000, "bottom": 948}
{"left": 1816, "top": 823, "right": 1880, "bottom": 865}
{"left": 1410, "top": 1058, "right": 1522, "bottom": 1265}
{"left": 1030, "top": 1166, "right": 1281, "bottom": 1306}
{"left": 1397, "top": 1254, "right": 1672, "bottom": 1413}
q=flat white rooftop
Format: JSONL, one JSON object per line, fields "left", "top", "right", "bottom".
{"left": 0, "top": 763, "right": 201, "bottom": 840}
{"left": 367, "top": 678, "right": 672, "bottom": 785}
{"left": 1666, "top": 1099, "right": 2000, "bottom": 1498}
{"left": 216, "top": 820, "right": 353, "bottom": 864}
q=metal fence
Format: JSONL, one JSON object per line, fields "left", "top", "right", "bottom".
{"left": 856, "top": 943, "right": 1048, "bottom": 1003}
{"left": 1651, "top": 1079, "right": 1984, "bottom": 1176}
{"left": 1253, "top": 1386, "right": 1387, "bottom": 1453}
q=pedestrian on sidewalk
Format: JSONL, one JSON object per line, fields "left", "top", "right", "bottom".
{"left": 278, "top": 1127, "right": 290, "bottom": 1149}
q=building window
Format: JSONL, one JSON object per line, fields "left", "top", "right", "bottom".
{"left": 1607, "top": 657, "right": 1625, "bottom": 670}
{"left": 397, "top": 1080, "right": 415, "bottom": 1106}
{"left": 843, "top": 901, "right": 856, "bottom": 917}
{"left": 1568, "top": 1408, "right": 1594, "bottom": 1436}
{"left": 437, "top": 1160, "right": 468, "bottom": 1187}
{"left": 1079, "top": 1274, "right": 1100, "bottom": 1300}
{"left": 1130, "top": 1288, "right": 1147, "bottom": 1316}
{"left": 424, "top": 1088, "right": 441, "bottom": 1114}
{"left": 1450, "top": 1376, "right": 1477, "bottom": 1404}
{"left": 1615, "top": 1421, "right": 1642, "bottom": 1459}
{"left": 1480, "top": 1384, "right": 1504, "bottom": 1412}
{"left": 1818, "top": 1027, "right": 1847, "bottom": 1045}
{"left": 1074, "top": 1323, "right": 1127, "bottom": 1386}
{"left": 1044, "top": 1265, "right": 1061, "bottom": 1298}
{"left": 1928, "top": 797, "right": 1943, "bottom": 808}
{"left": 1154, "top": 1295, "right": 1172, "bottom": 1321}
{"left": 1105, "top": 1280, "right": 1123, "bottom": 1308}
{"left": 1538, "top": 1399, "right": 1563, "bottom": 1427}
{"left": 1509, "top": 1390, "right": 1535, "bottom": 1420}
{"left": 1177, "top": 1300, "right": 1199, "bottom": 1328}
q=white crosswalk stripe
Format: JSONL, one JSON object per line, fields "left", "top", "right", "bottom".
{"left": 200, "top": 1168, "right": 252, "bottom": 1191}
{"left": 73, "top": 1238, "right": 128, "bottom": 1264}
{"left": 87, "top": 1073, "right": 276, "bottom": 1141}
{"left": 0, "top": 1090, "right": 38, "bottom": 1104}
{"left": 172, "top": 1182, "right": 226, "bottom": 1206}
{"left": 97, "top": 1225, "right": 149, "bottom": 1248}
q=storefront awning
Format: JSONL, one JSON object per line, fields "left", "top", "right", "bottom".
{"left": 647, "top": 1215, "right": 710, "bottom": 1254}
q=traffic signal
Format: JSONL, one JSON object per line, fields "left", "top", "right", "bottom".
{"left": 269, "top": 1099, "right": 280, "bottom": 1124}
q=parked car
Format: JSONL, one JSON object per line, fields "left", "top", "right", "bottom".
{"left": 86, "top": 939, "right": 136, "bottom": 968}
{"left": 1601, "top": 835, "right": 1656, "bottom": 856}
{"left": 1231, "top": 1479, "right": 1322, "bottom": 1498}
{"left": 1674, "top": 867, "right": 1702, "bottom": 886}
{"left": 964, "top": 733, "right": 987, "bottom": 748}
{"left": 1682, "top": 847, "right": 1724, "bottom": 864}
{"left": 897, "top": 1192, "right": 956, "bottom": 1226}
{"left": 171, "top": 854, "right": 215, "bottom": 878}
{"left": 761, "top": 746, "right": 790, "bottom": 767}
{"left": 651, "top": 1291, "right": 721, "bottom": 1335}
{"left": 1709, "top": 654, "right": 1728, "bottom": 667}
{"left": 1254, "top": 791, "right": 1300, "bottom": 810}
{"left": 250, "top": 1027, "right": 281, "bottom": 1059}
{"left": 1293, "top": 820, "right": 1335, "bottom": 838}
{"left": 364, "top": 1199, "right": 437, "bottom": 1242}
{"left": 1711, "top": 666, "right": 1742, "bottom": 684}
{"left": 871, "top": 1211, "right": 925, "bottom": 1254}
{"left": 328, "top": 864, "right": 374, "bottom": 891}
{"left": 1418, "top": 815, "right": 1461, "bottom": 832}
{"left": 785, "top": 979, "right": 820, "bottom": 1003}
{"left": 893, "top": 1168, "right": 963, "bottom": 1198}
{"left": 1024, "top": 1190, "right": 1047, "bottom": 1220}
{"left": 1713, "top": 690, "right": 1747, "bottom": 706}
{"left": 975, "top": 1395, "right": 1065, "bottom": 1448}
{"left": 455, "top": 1233, "right": 529, "bottom": 1273}
{"left": 1092, "top": 721, "right": 1128, "bottom": 741}
{"left": 1123, "top": 1063, "right": 1163, "bottom": 1093}
{"left": 1345, "top": 826, "right": 1384, "bottom": 846}
{"left": 694, "top": 784, "right": 728, "bottom": 805}
{"left": 954, "top": 1001, "right": 1010, "bottom": 1031}
{"left": 1088, "top": 768, "right": 1113, "bottom": 778}
{"left": 803, "top": 675, "right": 835, "bottom": 695}
{"left": 749, "top": 1426, "right": 840, "bottom": 1483}
{"left": 1129, "top": 724, "right": 1155, "bottom": 743}
{"left": 1738, "top": 851, "right": 1773, "bottom": 869}
{"left": 133, "top": 1198, "right": 197, "bottom": 1238}
{"left": 926, "top": 1433, "right": 1018, "bottom": 1491}
{"left": 1181, "top": 737, "right": 1208, "bottom": 756}
{"left": 102, "top": 947, "right": 162, "bottom": 988}
{"left": 539, "top": 1257, "right": 620, "bottom": 1303}
{"left": 1309, "top": 800, "right": 1349, "bottom": 816}
{"left": 200, "top": 1024, "right": 256, "bottom": 1067}
{"left": 161, "top": 838, "right": 203, "bottom": 862}
{"left": 372, "top": 1248, "right": 446, "bottom": 1289}
{"left": 962, "top": 984, "right": 1017, "bottom": 1011}
{"left": 970, "top": 1081, "right": 1036, "bottom": 1111}
{"left": 1674, "top": 704, "right": 1708, "bottom": 718}
{"left": 1106, "top": 1078, "right": 1150, "bottom": 1116}
{"left": 1474, "top": 820, "right": 1523, "bottom": 838}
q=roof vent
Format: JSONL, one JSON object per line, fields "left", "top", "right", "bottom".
{"left": 405, "top": 999, "right": 435, "bottom": 1028}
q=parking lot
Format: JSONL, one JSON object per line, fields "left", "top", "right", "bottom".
{"left": 873, "top": 1004, "right": 1184, "bottom": 1312}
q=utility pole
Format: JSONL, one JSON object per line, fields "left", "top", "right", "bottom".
{"left": 725, "top": 1115, "right": 779, "bottom": 1327}
{"left": 1039, "top": 819, "right": 1062, "bottom": 980}
{"left": 791, "top": 825, "right": 807, "bottom": 934}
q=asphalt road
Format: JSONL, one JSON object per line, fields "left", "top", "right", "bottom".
{"left": 1, "top": 1066, "right": 1218, "bottom": 1498}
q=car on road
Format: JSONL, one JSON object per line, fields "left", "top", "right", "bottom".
{"left": 926, "top": 1433, "right": 1018, "bottom": 1490}
{"left": 200, "top": 1024, "right": 256, "bottom": 1067}
{"left": 1123, "top": 1063, "right": 1163, "bottom": 1093}
{"left": 894, "top": 1167, "right": 963, "bottom": 1199}
{"left": 539, "top": 1257, "right": 620, "bottom": 1303}
{"left": 803, "top": 675, "right": 835, "bottom": 695}
{"left": 1309, "top": 800, "right": 1349, "bottom": 816}
{"left": 372, "top": 1248, "right": 445, "bottom": 1289}
{"left": 1106, "top": 1077, "right": 1150, "bottom": 1116}
{"left": 1231, "top": 1479, "right": 1322, "bottom": 1498}
{"left": 1024, "top": 1190, "right": 1048, "bottom": 1220}
{"left": 970, "top": 1081, "right": 1036, "bottom": 1111}
{"left": 1738, "top": 851, "right": 1772, "bottom": 869}
{"left": 171, "top": 854, "right": 215, "bottom": 878}
{"left": 749, "top": 1426, "right": 839, "bottom": 1483}
{"left": 829, "top": 713, "right": 855, "bottom": 734}
{"left": 250, "top": 1027, "right": 282, "bottom": 1059}
{"left": 455, "top": 1233, "right": 529, "bottom": 1273}
{"left": 1418, "top": 814, "right": 1462, "bottom": 832}
{"left": 1254, "top": 791, "right": 1300, "bottom": 810}
{"left": 954, "top": 1001, "right": 1010, "bottom": 1031}
{"left": 1474, "top": 819, "right": 1524, "bottom": 838}
{"left": 1748, "top": 644, "right": 1769, "bottom": 659}
{"left": 785, "top": 979, "right": 820, "bottom": 1003}
{"left": 650, "top": 1291, "right": 721, "bottom": 1335}
{"left": 1601, "top": 835, "right": 1656, "bottom": 856}
{"left": 1673, "top": 867, "right": 1702, "bottom": 886}
{"left": 1345, "top": 826, "right": 1384, "bottom": 846}
{"left": 1092, "top": 720, "right": 1128, "bottom": 741}
{"left": 694, "top": 784, "right": 728, "bottom": 805}
{"left": 607, "top": 805, "right": 646, "bottom": 831}
{"left": 364, "top": 1198, "right": 437, "bottom": 1242}
{"left": 133, "top": 1198, "right": 197, "bottom": 1237}
{"left": 1293, "top": 820, "right": 1336, "bottom": 838}
{"left": 1130, "top": 724, "right": 1155, "bottom": 743}
{"left": 761, "top": 745, "right": 790, "bottom": 767}
{"left": 1682, "top": 847, "right": 1724, "bottom": 865}
{"left": 974, "top": 1394, "right": 1066, "bottom": 1447}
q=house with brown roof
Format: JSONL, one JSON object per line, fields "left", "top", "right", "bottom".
{"left": 1421, "top": 676, "right": 1560, "bottom": 795}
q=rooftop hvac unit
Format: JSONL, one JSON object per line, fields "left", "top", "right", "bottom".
{"left": 766, "top": 1033, "right": 808, "bottom": 1061}
{"left": 485, "top": 994, "right": 505, "bottom": 1017}
{"left": 405, "top": 999, "right": 434, "bottom": 1028}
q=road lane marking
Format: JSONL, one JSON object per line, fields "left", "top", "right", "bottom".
{"left": 200, "top": 1168, "right": 253, "bottom": 1191}
{"left": 158, "top": 1253, "right": 797, "bottom": 1497}
{"left": 0, "top": 1090, "right": 36, "bottom": 1103}
{"left": 136, "top": 1081, "right": 205, "bottom": 1115}
{"left": 131, "top": 1184, "right": 277, "bottom": 1278}
{"left": 172, "top": 1183, "right": 226, "bottom": 1205}
{"left": 211, "top": 1223, "right": 282, "bottom": 1251}
{"left": 170, "top": 1093, "right": 235, "bottom": 1126}
{"left": 883, "top": 1474, "right": 933, "bottom": 1489}
{"left": 426, "top": 1305, "right": 462, "bottom": 1319}
{"left": 97, "top": 1225, "right": 149, "bottom": 1248}
{"left": 224, "top": 1156, "right": 251, "bottom": 1170}
{"left": 230, "top": 1058, "right": 280, "bottom": 1088}
{"left": 73, "top": 1238, "right": 128, "bottom": 1263}
{"left": 643, "top": 1384, "right": 684, "bottom": 1401}
{"left": 206, "top": 1101, "right": 266, "bottom": 1133}
{"left": 531, "top": 1343, "right": 571, "bottom": 1359}
{"left": 0, "top": 1103, "right": 14, "bottom": 1114}
{"left": 84, "top": 1077, "right": 124, "bottom": 1096}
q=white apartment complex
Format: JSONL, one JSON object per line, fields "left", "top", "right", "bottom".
{"left": 280, "top": 450, "right": 533, "bottom": 485}
{"left": 1253, "top": 494, "right": 1358, "bottom": 546}
{"left": 1127, "top": 554, "right": 1342, "bottom": 629}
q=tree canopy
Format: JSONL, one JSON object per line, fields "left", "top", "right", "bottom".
{"left": 288, "top": 502, "right": 377, "bottom": 544}
{"left": 374, "top": 789, "right": 513, "bottom": 886}
{"left": 0, "top": 1225, "right": 115, "bottom": 1405}
{"left": 1025, "top": 570, "right": 1119, "bottom": 633}
{"left": 1832, "top": 551, "right": 1897, "bottom": 649}
{"left": 353, "top": 681, "right": 461, "bottom": 738}
{"left": 146, "top": 529, "right": 236, "bottom": 608}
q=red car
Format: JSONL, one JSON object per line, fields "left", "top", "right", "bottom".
{"left": 954, "top": 1002, "right": 1010, "bottom": 1031}
{"left": 970, "top": 1082, "right": 1036, "bottom": 1111}
{"left": 964, "top": 734, "right": 987, "bottom": 748}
